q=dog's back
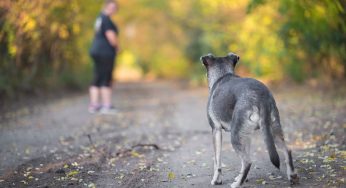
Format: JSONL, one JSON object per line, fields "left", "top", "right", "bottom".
{"left": 210, "top": 75, "right": 276, "bottom": 122}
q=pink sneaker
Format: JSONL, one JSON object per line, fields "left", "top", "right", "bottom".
{"left": 88, "top": 104, "right": 101, "bottom": 114}
{"left": 99, "top": 106, "right": 117, "bottom": 114}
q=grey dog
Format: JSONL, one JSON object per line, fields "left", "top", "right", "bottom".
{"left": 200, "top": 53, "right": 299, "bottom": 187}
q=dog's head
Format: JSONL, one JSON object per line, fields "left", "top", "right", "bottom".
{"left": 200, "top": 52, "right": 240, "bottom": 77}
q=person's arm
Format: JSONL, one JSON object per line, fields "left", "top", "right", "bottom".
{"left": 105, "top": 30, "right": 119, "bottom": 51}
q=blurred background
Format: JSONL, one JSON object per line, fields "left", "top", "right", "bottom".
{"left": 0, "top": 0, "right": 345, "bottom": 98}
{"left": 1, "top": 1, "right": 346, "bottom": 187}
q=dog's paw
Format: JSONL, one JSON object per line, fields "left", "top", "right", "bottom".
{"left": 211, "top": 179, "right": 222, "bottom": 185}
{"left": 211, "top": 171, "right": 222, "bottom": 185}
{"left": 234, "top": 174, "right": 248, "bottom": 183}
{"left": 234, "top": 174, "right": 241, "bottom": 182}
{"left": 230, "top": 181, "right": 241, "bottom": 188}
{"left": 289, "top": 174, "right": 299, "bottom": 185}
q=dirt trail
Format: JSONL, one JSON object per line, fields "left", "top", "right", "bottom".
{"left": 0, "top": 81, "right": 345, "bottom": 188}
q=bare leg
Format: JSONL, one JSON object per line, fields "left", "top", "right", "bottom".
{"left": 100, "top": 86, "right": 113, "bottom": 107}
{"left": 89, "top": 86, "right": 100, "bottom": 106}
{"left": 211, "top": 128, "right": 223, "bottom": 185}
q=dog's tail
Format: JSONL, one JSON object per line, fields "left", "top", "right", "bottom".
{"left": 260, "top": 106, "right": 280, "bottom": 169}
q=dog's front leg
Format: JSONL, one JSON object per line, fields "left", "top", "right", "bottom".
{"left": 211, "top": 128, "right": 222, "bottom": 185}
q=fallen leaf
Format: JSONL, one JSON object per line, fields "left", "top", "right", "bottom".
{"left": 71, "top": 162, "right": 79, "bottom": 167}
{"left": 186, "top": 160, "right": 196, "bottom": 165}
{"left": 115, "top": 174, "right": 124, "bottom": 180}
{"left": 256, "top": 178, "right": 265, "bottom": 184}
{"left": 168, "top": 172, "right": 175, "bottom": 181}
{"left": 67, "top": 170, "right": 79, "bottom": 177}
{"left": 131, "top": 151, "right": 140, "bottom": 158}
{"left": 24, "top": 147, "right": 31, "bottom": 155}
{"left": 323, "top": 155, "right": 336, "bottom": 163}
{"left": 88, "top": 183, "right": 96, "bottom": 188}
{"left": 338, "top": 150, "right": 346, "bottom": 159}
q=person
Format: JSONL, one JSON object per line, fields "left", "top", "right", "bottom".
{"left": 89, "top": 0, "right": 119, "bottom": 114}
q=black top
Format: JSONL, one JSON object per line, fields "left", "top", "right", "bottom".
{"left": 90, "top": 13, "right": 118, "bottom": 58}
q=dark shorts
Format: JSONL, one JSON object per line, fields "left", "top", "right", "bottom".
{"left": 91, "top": 55, "right": 115, "bottom": 87}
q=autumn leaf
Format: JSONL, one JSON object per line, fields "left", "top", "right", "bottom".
{"left": 256, "top": 178, "right": 265, "bottom": 184}
{"left": 88, "top": 183, "right": 96, "bottom": 188}
{"left": 131, "top": 151, "right": 140, "bottom": 158}
{"left": 168, "top": 172, "right": 175, "bottom": 181}
{"left": 339, "top": 151, "right": 346, "bottom": 159}
{"left": 67, "top": 170, "right": 79, "bottom": 177}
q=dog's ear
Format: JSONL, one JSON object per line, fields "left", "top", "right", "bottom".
{"left": 200, "top": 56, "right": 208, "bottom": 67}
{"left": 200, "top": 53, "right": 214, "bottom": 67}
{"left": 234, "top": 55, "right": 240, "bottom": 67}
{"left": 227, "top": 52, "right": 240, "bottom": 67}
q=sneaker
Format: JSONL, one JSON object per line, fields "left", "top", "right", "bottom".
{"left": 88, "top": 104, "right": 100, "bottom": 114}
{"left": 99, "top": 106, "right": 118, "bottom": 114}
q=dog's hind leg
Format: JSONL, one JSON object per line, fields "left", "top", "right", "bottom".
{"left": 272, "top": 121, "right": 299, "bottom": 185}
{"left": 211, "top": 127, "right": 223, "bottom": 185}
{"left": 230, "top": 117, "right": 252, "bottom": 188}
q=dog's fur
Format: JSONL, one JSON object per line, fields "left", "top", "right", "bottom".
{"left": 200, "top": 53, "right": 299, "bottom": 187}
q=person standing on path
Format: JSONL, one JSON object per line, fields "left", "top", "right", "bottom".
{"left": 89, "top": 0, "right": 119, "bottom": 114}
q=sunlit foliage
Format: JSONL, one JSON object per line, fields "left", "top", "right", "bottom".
{"left": 0, "top": 0, "right": 101, "bottom": 96}
{"left": 0, "top": 0, "right": 345, "bottom": 97}
{"left": 248, "top": 0, "right": 346, "bottom": 81}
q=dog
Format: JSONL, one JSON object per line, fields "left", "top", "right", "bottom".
{"left": 200, "top": 53, "right": 299, "bottom": 187}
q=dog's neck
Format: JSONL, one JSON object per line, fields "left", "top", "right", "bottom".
{"left": 208, "top": 68, "right": 234, "bottom": 90}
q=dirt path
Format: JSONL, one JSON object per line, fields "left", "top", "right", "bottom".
{"left": 0, "top": 81, "right": 345, "bottom": 188}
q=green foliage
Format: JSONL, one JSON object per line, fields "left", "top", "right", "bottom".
{"left": 248, "top": 0, "right": 346, "bottom": 81}
{"left": 1, "top": 0, "right": 345, "bottom": 98}
{"left": 0, "top": 0, "right": 100, "bottom": 97}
